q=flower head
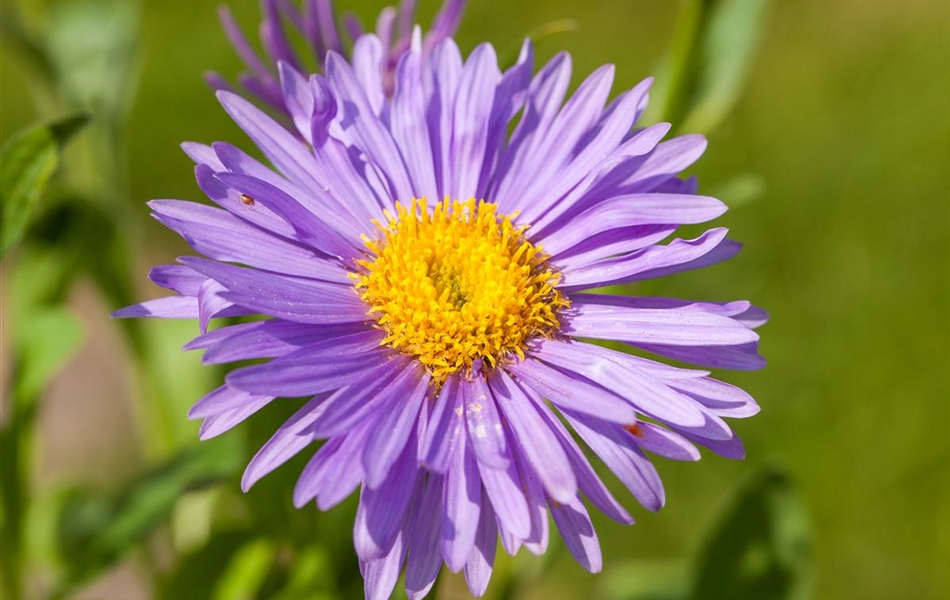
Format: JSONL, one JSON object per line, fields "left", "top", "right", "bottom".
{"left": 209, "top": 0, "right": 467, "bottom": 111}
{"left": 118, "top": 33, "right": 766, "bottom": 600}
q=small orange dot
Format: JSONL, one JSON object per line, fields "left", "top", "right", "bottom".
{"left": 240, "top": 194, "right": 255, "bottom": 206}
{"left": 624, "top": 423, "right": 645, "bottom": 438}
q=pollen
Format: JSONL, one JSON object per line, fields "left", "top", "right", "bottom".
{"left": 353, "top": 198, "right": 569, "bottom": 382}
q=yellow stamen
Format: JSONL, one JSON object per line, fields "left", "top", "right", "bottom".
{"left": 353, "top": 198, "right": 569, "bottom": 382}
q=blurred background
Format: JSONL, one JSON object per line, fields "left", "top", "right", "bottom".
{"left": 1, "top": 0, "right": 947, "bottom": 599}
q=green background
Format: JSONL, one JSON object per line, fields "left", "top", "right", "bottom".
{"left": 1, "top": 0, "right": 947, "bottom": 599}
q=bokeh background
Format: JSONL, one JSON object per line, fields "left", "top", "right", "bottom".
{"left": 1, "top": 0, "right": 947, "bottom": 599}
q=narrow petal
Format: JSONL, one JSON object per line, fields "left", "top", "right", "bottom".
{"left": 180, "top": 256, "right": 368, "bottom": 325}
{"left": 442, "top": 426, "right": 481, "bottom": 572}
{"left": 533, "top": 339, "right": 707, "bottom": 428}
{"left": 355, "top": 442, "right": 420, "bottom": 560}
{"left": 405, "top": 474, "right": 445, "bottom": 600}
{"left": 362, "top": 365, "right": 431, "bottom": 487}
{"left": 241, "top": 394, "right": 330, "bottom": 491}
{"left": 226, "top": 346, "right": 395, "bottom": 398}
{"left": 560, "top": 228, "right": 740, "bottom": 291}
{"left": 463, "top": 375, "right": 508, "bottom": 470}
{"left": 564, "top": 301, "right": 759, "bottom": 347}
{"left": 419, "top": 375, "right": 464, "bottom": 473}
{"left": 491, "top": 371, "right": 576, "bottom": 504}
{"left": 189, "top": 385, "right": 274, "bottom": 419}
{"left": 464, "top": 491, "right": 497, "bottom": 597}
{"left": 507, "top": 358, "right": 638, "bottom": 424}
{"left": 550, "top": 495, "right": 602, "bottom": 573}
{"left": 198, "top": 397, "right": 274, "bottom": 440}
{"left": 563, "top": 412, "right": 665, "bottom": 512}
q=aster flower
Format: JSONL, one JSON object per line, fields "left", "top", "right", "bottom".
{"left": 117, "top": 32, "right": 766, "bottom": 600}
{"left": 209, "top": 0, "right": 466, "bottom": 111}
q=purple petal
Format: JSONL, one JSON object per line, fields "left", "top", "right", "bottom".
{"left": 179, "top": 256, "right": 368, "bottom": 325}
{"left": 147, "top": 264, "right": 205, "bottom": 296}
{"left": 362, "top": 364, "right": 431, "bottom": 487}
{"left": 189, "top": 385, "right": 273, "bottom": 419}
{"left": 463, "top": 375, "right": 508, "bottom": 470}
{"left": 390, "top": 48, "right": 438, "bottom": 198}
{"left": 419, "top": 375, "right": 463, "bottom": 473}
{"left": 112, "top": 296, "right": 199, "bottom": 319}
{"left": 362, "top": 530, "right": 406, "bottom": 600}
{"left": 533, "top": 339, "right": 706, "bottom": 428}
{"left": 464, "top": 490, "right": 497, "bottom": 597}
{"left": 294, "top": 422, "right": 370, "bottom": 510}
{"left": 560, "top": 228, "right": 740, "bottom": 291}
{"left": 445, "top": 43, "right": 500, "bottom": 200}
{"left": 198, "top": 397, "right": 274, "bottom": 440}
{"left": 241, "top": 393, "right": 331, "bottom": 491}
{"left": 507, "top": 358, "right": 638, "bottom": 424}
{"left": 186, "top": 320, "right": 375, "bottom": 365}
{"left": 194, "top": 163, "right": 297, "bottom": 240}
{"left": 564, "top": 300, "right": 759, "bottom": 347}
{"left": 180, "top": 142, "right": 225, "bottom": 170}
{"left": 491, "top": 371, "right": 576, "bottom": 504}
{"left": 550, "top": 495, "right": 602, "bottom": 573}
{"left": 226, "top": 346, "right": 395, "bottom": 398}
{"left": 536, "top": 194, "right": 727, "bottom": 256}
{"left": 476, "top": 448, "right": 531, "bottom": 540}
{"left": 563, "top": 413, "right": 665, "bottom": 512}
{"left": 405, "top": 474, "right": 445, "bottom": 600}
{"left": 442, "top": 423, "right": 481, "bottom": 572}
{"left": 149, "top": 199, "right": 350, "bottom": 281}
{"left": 354, "top": 441, "right": 420, "bottom": 560}
{"left": 306, "top": 358, "right": 417, "bottom": 439}
{"left": 325, "top": 52, "right": 414, "bottom": 201}
{"left": 633, "top": 423, "right": 701, "bottom": 461}
{"left": 212, "top": 172, "right": 359, "bottom": 259}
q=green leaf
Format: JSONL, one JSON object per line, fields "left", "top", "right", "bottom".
{"left": 646, "top": 0, "right": 774, "bottom": 135}
{"left": 157, "top": 531, "right": 258, "bottom": 600}
{"left": 46, "top": 0, "right": 140, "bottom": 124}
{"left": 682, "top": 0, "right": 774, "bottom": 133}
{"left": 55, "top": 442, "right": 242, "bottom": 587}
{"left": 0, "top": 114, "right": 88, "bottom": 257}
{"left": 600, "top": 559, "right": 691, "bottom": 600}
{"left": 212, "top": 538, "right": 278, "bottom": 600}
{"left": 11, "top": 307, "right": 85, "bottom": 402}
{"left": 689, "top": 467, "right": 814, "bottom": 600}
{"left": 0, "top": 6, "right": 57, "bottom": 89}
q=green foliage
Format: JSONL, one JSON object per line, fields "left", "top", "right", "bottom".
{"left": 54, "top": 442, "right": 243, "bottom": 588}
{"left": 0, "top": 114, "right": 88, "bottom": 257}
{"left": 645, "top": 0, "right": 774, "bottom": 135}
{"left": 690, "top": 468, "right": 813, "bottom": 600}
{"left": 600, "top": 467, "right": 811, "bottom": 600}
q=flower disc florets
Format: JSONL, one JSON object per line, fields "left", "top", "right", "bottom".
{"left": 354, "top": 197, "right": 568, "bottom": 381}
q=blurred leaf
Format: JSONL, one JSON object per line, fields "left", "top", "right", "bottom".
{"left": 46, "top": 0, "right": 141, "bottom": 125}
{"left": 55, "top": 442, "right": 242, "bottom": 586}
{"left": 11, "top": 307, "right": 85, "bottom": 401}
{"left": 708, "top": 173, "right": 767, "bottom": 209}
{"left": 689, "top": 467, "right": 813, "bottom": 600}
{"left": 600, "top": 559, "right": 690, "bottom": 600}
{"left": 0, "top": 6, "right": 56, "bottom": 88}
{"left": 645, "top": 0, "right": 773, "bottom": 134}
{"left": 0, "top": 114, "right": 88, "bottom": 257}
{"left": 212, "top": 538, "right": 278, "bottom": 600}
{"left": 270, "top": 546, "right": 336, "bottom": 600}
{"left": 681, "top": 0, "right": 773, "bottom": 133}
{"left": 158, "top": 531, "right": 257, "bottom": 600}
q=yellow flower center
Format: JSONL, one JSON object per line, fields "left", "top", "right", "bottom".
{"left": 353, "top": 198, "right": 568, "bottom": 382}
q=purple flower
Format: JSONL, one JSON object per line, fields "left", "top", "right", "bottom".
{"left": 117, "top": 33, "right": 766, "bottom": 600}
{"left": 210, "top": 0, "right": 467, "bottom": 110}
